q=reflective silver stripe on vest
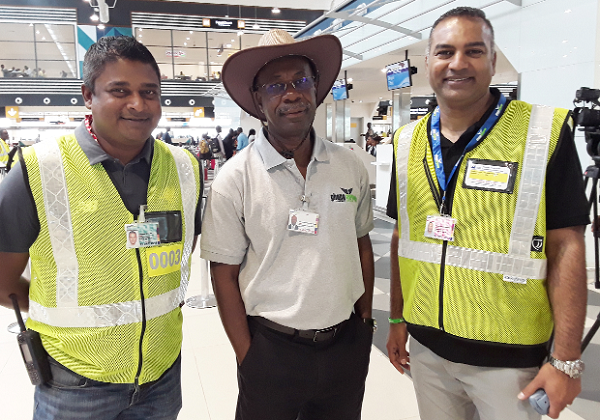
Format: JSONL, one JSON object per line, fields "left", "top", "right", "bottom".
{"left": 169, "top": 146, "right": 197, "bottom": 302}
{"left": 396, "top": 106, "right": 553, "bottom": 280}
{"left": 36, "top": 139, "right": 79, "bottom": 306}
{"left": 396, "top": 121, "right": 419, "bottom": 242}
{"left": 29, "top": 287, "right": 180, "bottom": 328}
{"left": 31, "top": 141, "right": 193, "bottom": 328}
{"left": 509, "top": 105, "right": 554, "bottom": 256}
{"left": 398, "top": 240, "right": 547, "bottom": 279}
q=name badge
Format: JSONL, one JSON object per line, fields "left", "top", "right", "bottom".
{"left": 288, "top": 209, "right": 319, "bottom": 235}
{"left": 463, "top": 159, "right": 518, "bottom": 193}
{"left": 424, "top": 215, "right": 457, "bottom": 242}
{"left": 125, "top": 222, "right": 160, "bottom": 249}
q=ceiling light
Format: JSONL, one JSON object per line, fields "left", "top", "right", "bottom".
{"left": 347, "top": 78, "right": 353, "bottom": 82}
{"left": 29, "top": 23, "right": 33, "bottom": 27}
{"left": 138, "top": 28, "right": 143, "bottom": 32}
{"left": 91, "top": 14, "right": 99, "bottom": 22}
{"left": 237, "top": 30, "right": 244, "bottom": 36}
{"left": 186, "top": 37, "right": 190, "bottom": 40}
{"left": 184, "top": 42, "right": 187, "bottom": 46}
{"left": 272, "top": 7, "right": 281, "bottom": 14}
{"left": 226, "top": 43, "right": 232, "bottom": 48}
{"left": 42, "top": 36, "right": 46, "bottom": 40}
{"left": 98, "top": 24, "right": 105, "bottom": 30}
{"left": 231, "top": 39, "right": 235, "bottom": 42}
{"left": 381, "top": 68, "right": 386, "bottom": 73}
{"left": 189, "top": 31, "right": 193, "bottom": 34}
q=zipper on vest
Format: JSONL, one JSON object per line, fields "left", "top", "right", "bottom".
{"left": 438, "top": 241, "right": 448, "bottom": 331}
{"left": 423, "top": 157, "right": 442, "bottom": 209}
{"left": 133, "top": 247, "right": 147, "bottom": 392}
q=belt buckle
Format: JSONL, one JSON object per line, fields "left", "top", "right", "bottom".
{"left": 313, "top": 326, "right": 337, "bottom": 342}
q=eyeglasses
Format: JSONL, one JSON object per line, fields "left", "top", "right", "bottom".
{"left": 254, "top": 76, "right": 317, "bottom": 97}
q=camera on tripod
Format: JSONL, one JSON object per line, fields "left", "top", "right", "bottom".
{"left": 573, "top": 87, "right": 600, "bottom": 159}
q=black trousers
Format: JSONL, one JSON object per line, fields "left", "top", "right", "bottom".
{"left": 235, "top": 313, "right": 373, "bottom": 420}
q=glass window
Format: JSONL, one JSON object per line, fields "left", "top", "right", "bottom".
{"left": 173, "top": 30, "right": 207, "bottom": 48}
{"left": 207, "top": 32, "right": 241, "bottom": 50}
{"left": 38, "top": 61, "right": 77, "bottom": 78}
{"left": 0, "top": 22, "right": 76, "bottom": 78}
{"left": 240, "top": 34, "right": 261, "bottom": 49}
{"left": 1, "top": 23, "right": 35, "bottom": 42}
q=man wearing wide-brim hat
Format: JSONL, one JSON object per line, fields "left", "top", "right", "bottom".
{"left": 200, "top": 29, "right": 376, "bottom": 420}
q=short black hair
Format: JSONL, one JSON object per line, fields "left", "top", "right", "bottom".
{"left": 83, "top": 36, "right": 160, "bottom": 94}
{"left": 248, "top": 129, "right": 256, "bottom": 136}
{"left": 429, "top": 7, "right": 495, "bottom": 51}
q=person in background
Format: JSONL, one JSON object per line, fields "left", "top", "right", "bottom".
{"left": 386, "top": 7, "right": 588, "bottom": 420}
{"left": 0, "top": 129, "right": 10, "bottom": 165}
{"left": 201, "top": 28, "right": 375, "bottom": 420}
{"left": 222, "top": 128, "right": 236, "bottom": 160}
{"left": 365, "top": 135, "right": 381, "bottom": 157}
{"left": 248, "top": 128, "right": 256, "bottom": 143}
{"left": 0, "top": 36, "right": 202, "bottom": 420}
{"left": 235, "top": 127, "right": 249, "bottom": 152}
{"left": 163, "top": 127, "right": 172, "bottom": 144}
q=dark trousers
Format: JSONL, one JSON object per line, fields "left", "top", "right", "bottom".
{"left": 236, "top": 313, "right": 373, "bottom": 420}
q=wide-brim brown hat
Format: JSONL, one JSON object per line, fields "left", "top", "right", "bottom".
{"left": 222, "top": 29, "right": 342, "bottom": 121}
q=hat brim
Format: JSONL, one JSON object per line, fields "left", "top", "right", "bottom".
{"left": 222, "top": 35, "right": 342, "bottom": 121}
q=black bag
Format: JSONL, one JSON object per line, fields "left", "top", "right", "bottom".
{"left": 209, "top": 138, "right": 221, "bottom": 155}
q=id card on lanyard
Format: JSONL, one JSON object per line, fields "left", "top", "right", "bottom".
{"left": 426, "top": 94, "right": 506, "bottom": 240}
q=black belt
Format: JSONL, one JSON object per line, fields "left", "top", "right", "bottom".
{"left": 251, "top": 316, "right": 348, "bottom": 342}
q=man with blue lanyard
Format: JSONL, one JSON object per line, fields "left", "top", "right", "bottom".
{"left": 386, "top": 7, "right": 588, "bottom": 420}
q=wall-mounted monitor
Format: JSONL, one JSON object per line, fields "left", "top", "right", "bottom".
{"left": 386, "top": 60, "right": 412, "bottom": 91}
{"left": 332, "top": 78, "right": 349, "bottom": 101}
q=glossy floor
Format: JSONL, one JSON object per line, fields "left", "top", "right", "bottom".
{"left": 0, "top": 211, "right": 597, "bottom": 420}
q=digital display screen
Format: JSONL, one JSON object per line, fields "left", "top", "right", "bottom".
{"left": 386, "top": 60, "right": 412, "bottom": 91}
{"left": 332, "top": 79, "right": 348, "bottom": 101}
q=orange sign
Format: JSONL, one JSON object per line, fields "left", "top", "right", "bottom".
{"left": 193, "top": 107, "right": 205, "bottom": 118}
{"left": 5, "top": 106, "right": 18, "bottom": 119}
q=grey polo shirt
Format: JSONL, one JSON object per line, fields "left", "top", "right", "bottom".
{"left": 200, "top": 128, "right": 374, "bottom": 330}
{"left": 0, "top": 122, "right": 202, "bottom": 253}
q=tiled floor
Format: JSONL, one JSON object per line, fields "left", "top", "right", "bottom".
{"left": 0, "top": 210, "right": 598, "bottom": 419}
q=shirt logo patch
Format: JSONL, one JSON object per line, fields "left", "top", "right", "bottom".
{"left": 531, "top": 236, "right": 544, "bottom": 252}
{"left": 331, "top": 188, "right": 357, "bottom": 202}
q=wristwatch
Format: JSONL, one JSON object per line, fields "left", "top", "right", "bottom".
{"left": 548, "top": 356, "right": 585, "bottom": 379}
{"left": 362, "top": 318, "right": 378, "bottom": 332}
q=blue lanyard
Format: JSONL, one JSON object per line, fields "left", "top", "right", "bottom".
{"left": 430, "top": 94, "right": 506, "bottom": 194}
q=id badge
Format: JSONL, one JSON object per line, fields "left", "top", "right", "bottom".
{"left": 125, "top": 222, "right": 160, "bottom": 249}
{"left": 288, "top": 209, "right": 319, "bottom": 235}
{"left": 424, "top": 215, "right": 457, "bottom": 242}
{"left": 463, "top": 159, "right": 518, "bottom": 193}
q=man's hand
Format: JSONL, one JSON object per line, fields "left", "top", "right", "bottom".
{"left": 518, "top": 363, "right": 581, "bottom": 419}
{"left": 386, "top": 322, "right": 410, "bottom": 373}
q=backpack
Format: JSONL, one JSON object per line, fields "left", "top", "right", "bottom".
{"left": 209, "top": 138, "right": 221, "bottom": 154}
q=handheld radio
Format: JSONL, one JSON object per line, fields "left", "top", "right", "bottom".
{"left": 9, "top": 294, "right": 51, "bottom": 385}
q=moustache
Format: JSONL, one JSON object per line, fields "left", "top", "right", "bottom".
{"left": 277, "top": 103, "right": 310, "bottom": 116}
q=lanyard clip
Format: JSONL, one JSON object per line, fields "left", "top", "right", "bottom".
{"left": 139, "top": 205, "right": 147, "bottom": 223}
{"left": 439, "top": 192, "right": 447, "bottom": 216}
